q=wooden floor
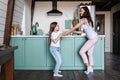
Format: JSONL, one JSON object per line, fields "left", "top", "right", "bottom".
{"left": 1, "top": 53, "right": 120, "bottom": 80}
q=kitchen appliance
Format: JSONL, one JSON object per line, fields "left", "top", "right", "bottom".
{"left": 47, "top": 0, "right": 63, "bottom": 16}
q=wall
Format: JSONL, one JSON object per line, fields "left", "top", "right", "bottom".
{"left": 96, "top": 11, "right": 111, "bottom": 52}
{"left": 0, "top": 0, "right": 25, "bottom": 44}
{"left": 12, "top": 0, "right": 24, "bottom": 34}
{"left": 33, "top": 1, "right": 91, "bottom": 34}
{"left": 111, "top": 2, "right": 120, "bottom": 52}
{"left": 23, "top": 0, "right": 32, "bottom": 35}
{"left": 0, "top": 0, "right": 8, "bottom": 45}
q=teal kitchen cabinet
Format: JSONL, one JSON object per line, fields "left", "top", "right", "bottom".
{"left": 93, "top": 37, "right": 104, "bottom": 69}
{"left": 25, "top": 38, "right": 47, "bottom": 68}
{"left": 46, "top": 46, "right": 55, "bottom": 67}
{"left": 11, "top": 35, "right": 104, "bottom": 70}
{"left": 74, "top": 37, "right": 104, "bottom": 69}
{"left": 74, "top": 37, "right": 87, "bottom": 68}
{"left": 47, "top": 38, "right": 55, "bottom": 69}
{"left": 10, "top": 38, "right": 25, "bottom": 69}
{"left": 46, "top": 38, "right": 55, "bottom": 67}
{"left": 11, "top": 37, "right": 47, "bottom": 69}
{"left": 61, "top": 37, "right": 74, "bottom": 68}
{"left": 46, "top": 37, "right": 75, "bottom": 69}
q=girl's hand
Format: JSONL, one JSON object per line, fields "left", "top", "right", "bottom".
{"left": 52, "top": 33, "right": 63, "bottom": 44}
{"left": 59, "top": 33, "right": 63, "bottom": 37}
{"left": 61, "top": 31, "right": 68, "bottom": 36}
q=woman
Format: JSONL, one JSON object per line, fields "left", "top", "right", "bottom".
{"left": 63, "top": 6, "right": 98, "bottom": 74}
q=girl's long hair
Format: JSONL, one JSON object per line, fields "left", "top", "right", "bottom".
{"left": 80, "top": 6, "right": 94, "bottom": 27}
{"left": 48, "top": 22, "right": 57, "bottom": 46}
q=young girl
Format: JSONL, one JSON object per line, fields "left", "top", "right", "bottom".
{"left": 62, "top": 6, "right": 98, "bottom": 74}
{"left": 48, "top": 22, "right": 63, "bottom": 77}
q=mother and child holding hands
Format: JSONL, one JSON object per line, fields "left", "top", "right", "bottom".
{"left": 48, "top": 6, "right": 98, "bottom": 77}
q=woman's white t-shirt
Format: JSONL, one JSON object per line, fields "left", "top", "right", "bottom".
{"left": 50, "top": 31, "right": 62, "bottom": 47}
{"left": 80, "top": 18, "right": 97, "bottom": 39}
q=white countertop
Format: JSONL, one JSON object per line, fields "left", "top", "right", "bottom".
{"left": 11, "top": 35, "right": 105, "bottom": 38}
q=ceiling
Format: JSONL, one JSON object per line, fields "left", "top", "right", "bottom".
{"left": 34, "top": 0, "right": 120, "bottom": 11}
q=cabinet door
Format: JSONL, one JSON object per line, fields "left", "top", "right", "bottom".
{"left": 46, "top": 38, "right": 55, "bottom": 67}
{"left": 93, "top": 37, "right": 104, "bottom": 68}
{"left": 75, "top": 37, "right": 86, "bottom": 67}
{"left": 61, "top": 37, "right": 74, "bottom": 67}
{"left": 11, "top": 38, "right": 25, "bottom": 67}
{"left": 25, "top": 38, "right": 46, "bottom": 67}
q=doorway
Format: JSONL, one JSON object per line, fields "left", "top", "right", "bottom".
{"left": 96, "top": 14, "right": 105, "bottom": 35}
{"left": 113, "top": 10, "right": 120, "bottom": 54}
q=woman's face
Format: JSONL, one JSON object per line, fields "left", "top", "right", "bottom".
{"left": 54, "top": 25, "right": 59, "bottom": 31}
{"left": 80, "top": 8, "right": 85, "bottom": 17}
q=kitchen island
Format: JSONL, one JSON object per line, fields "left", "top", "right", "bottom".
{"left": 10, "top": 35, "right": 105, "bottom": 70}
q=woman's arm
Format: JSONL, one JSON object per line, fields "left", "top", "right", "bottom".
{"left": 62, "top": 20, "right": 85, "bottom": 36}
{"left": 52, "top": 33, "right": 62, "bottom": 44}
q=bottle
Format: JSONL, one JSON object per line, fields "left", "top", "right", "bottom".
{"left": 32, "top": 24, "right": 37, "bottom": 35}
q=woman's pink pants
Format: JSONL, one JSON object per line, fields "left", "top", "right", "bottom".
{"left": 79, "top": 36, "right": 98, "bottom": 66}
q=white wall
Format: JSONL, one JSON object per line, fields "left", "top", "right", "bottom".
{"left": 33, "top": 1, "right": 91, "bottom": 34}
{"left": 23, "top": 0, "right": 32, "bottom": 35}
{"left": 12, "top": 0, "right": 24, "bottom": 27}
{"left": 22, "top": 6, "right": 25, "bottom": 35}
{"left": 0, "top": 0, "right": 24, "bottom": 44}
{"left": 96, "top": 11, "right": 111, "bottom": 52}
{"left": 0, "top": 0, "right": 8, "bottom": 45}
{"left": 111, "top": 2, "right": 120, "bottom": 52}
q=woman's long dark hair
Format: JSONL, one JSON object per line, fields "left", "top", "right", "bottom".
{"left": 48, "top": 22, "right": 57, "bottom": 46}
{"left": 80, "top": 6, "right": 94, "bottom": 27}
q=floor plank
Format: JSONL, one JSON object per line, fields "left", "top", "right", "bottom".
{"left": 1, "top": 53, "right": 120, "bottom": 80}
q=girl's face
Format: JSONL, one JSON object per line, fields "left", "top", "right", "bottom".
{"left": 80, "top": 8, "right": 85, "bottom": 17}
{"left": 54, "top": 25, "right": 59, "bottom": 31}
